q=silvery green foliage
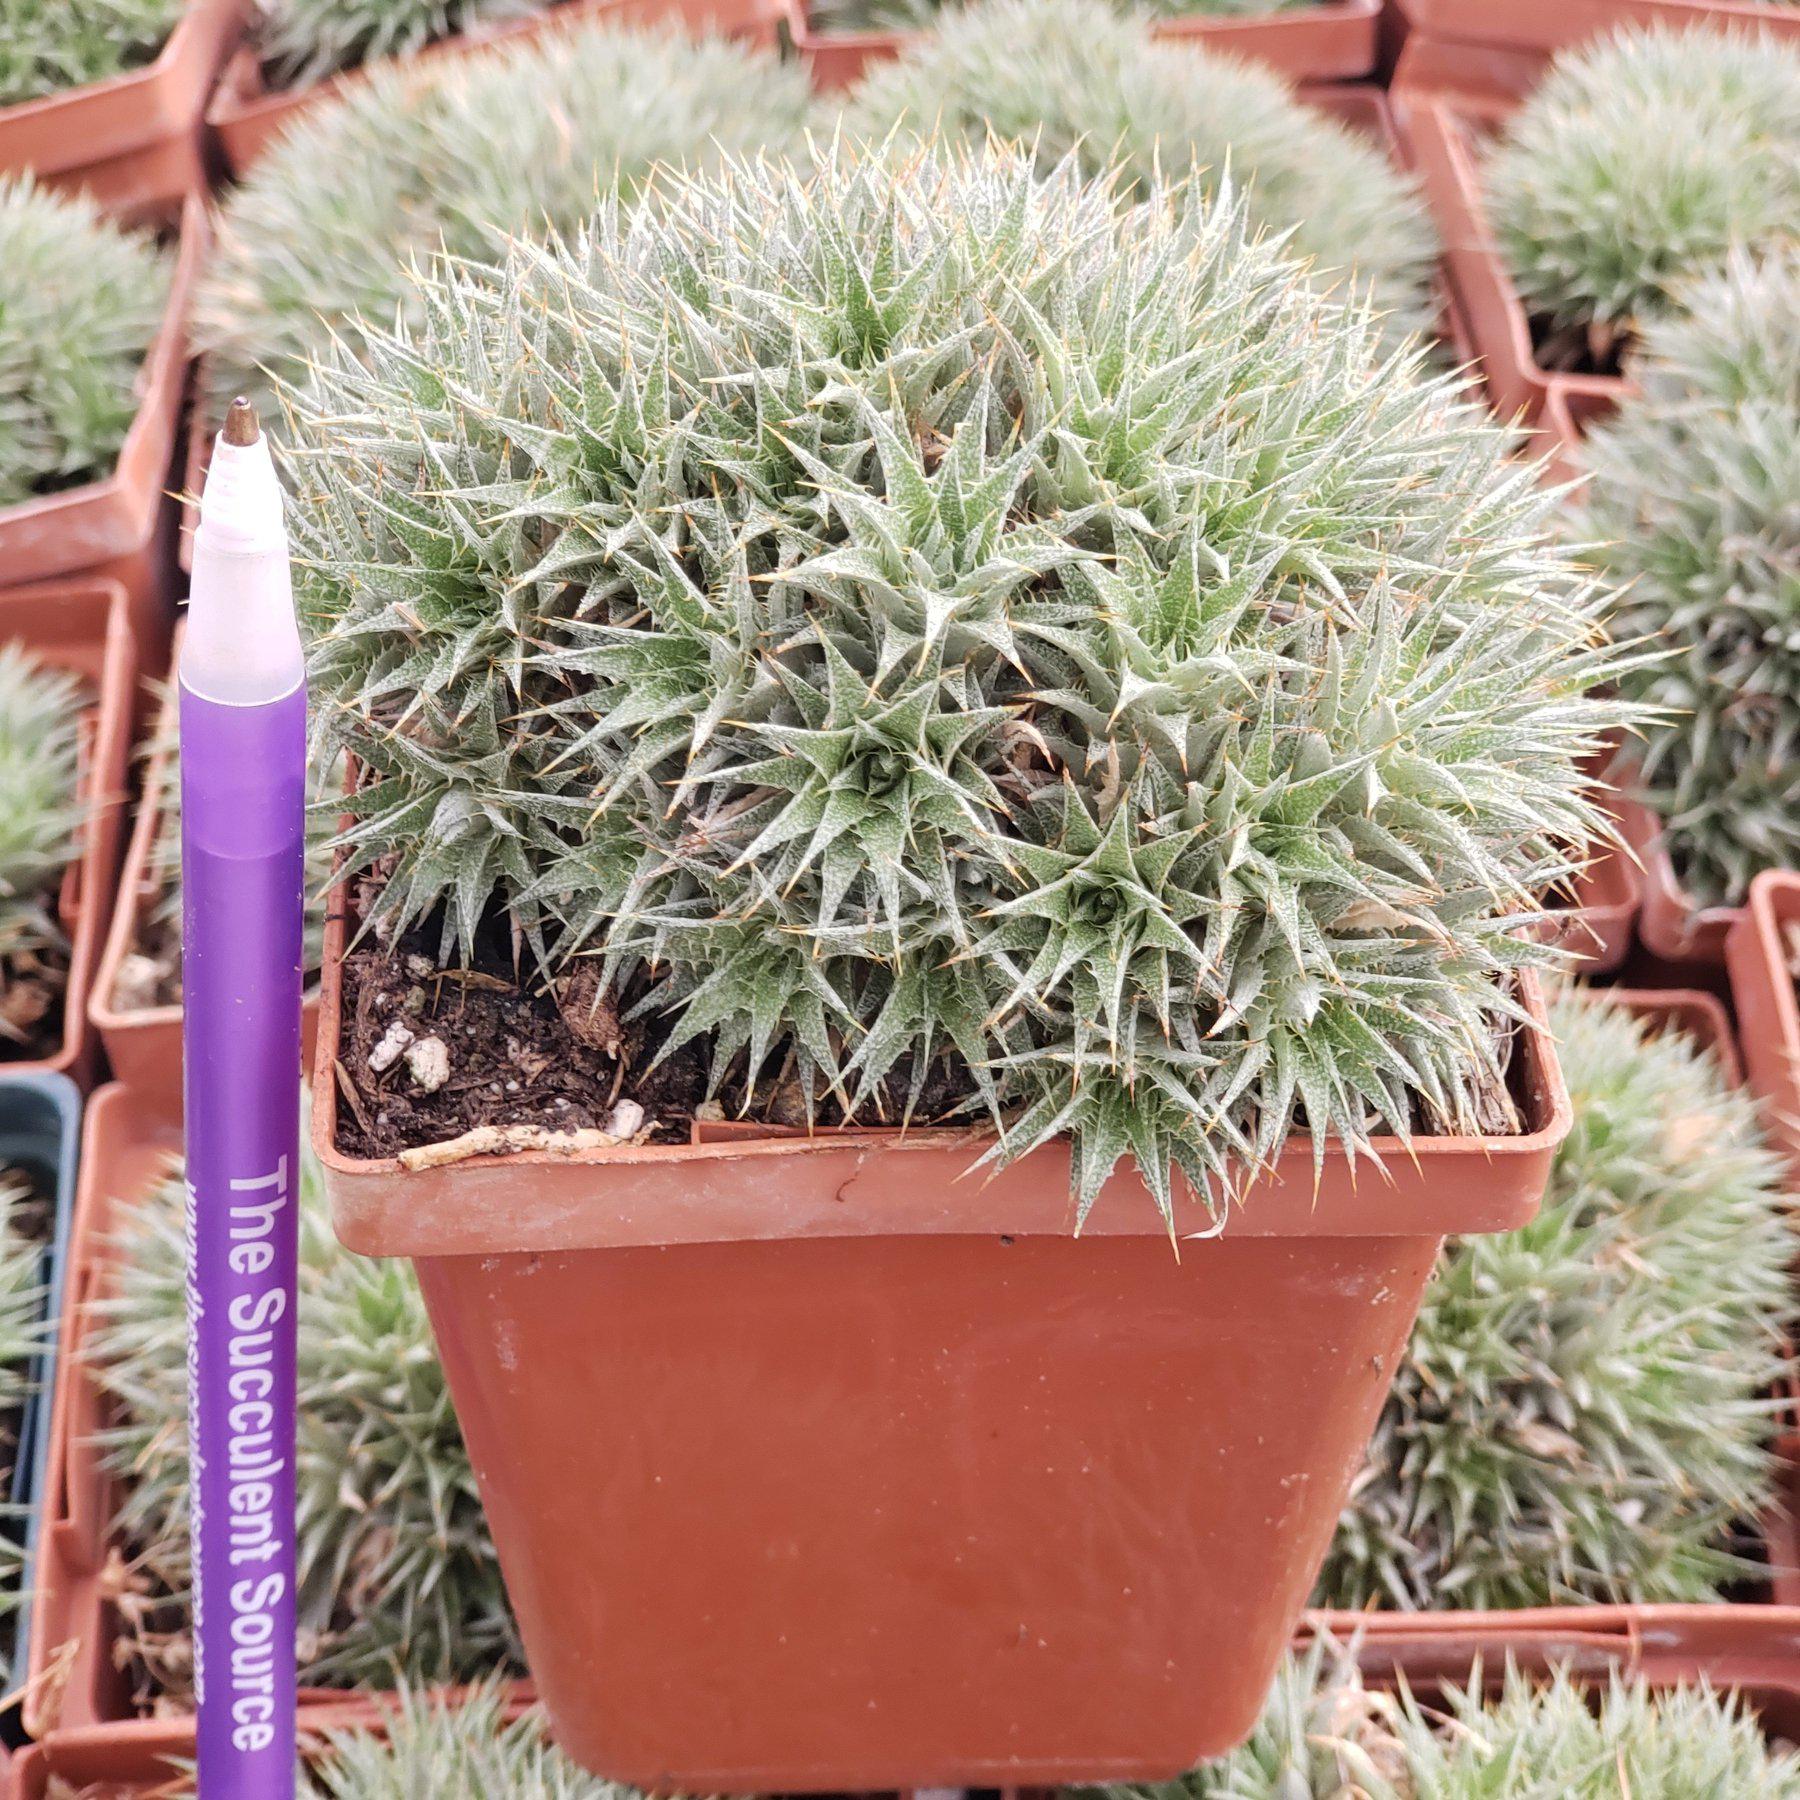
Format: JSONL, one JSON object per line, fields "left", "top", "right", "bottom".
{"left": 86, "top": 1121, "right": 516, "bottom": 1699}
{"left": 813, "top": 0, "right": 1315, "bottom": 29}
{"left": 0, "top": 0, "right": 183, "bottom": 102}
{"left": 0, "top": 1172, "right": 44, "bottom": 1689}
{"left": 837, "top": 0, "right": 1437, "bottom": 346}
{"left": 1094, "top": 1645, "right": 1800, "bottom": 1798}
{"left": 198, "top": 19, "right": 810, "bottom": 419}
{"left": 1486, "top": 25, "right": 1800, "bottom": 344}
{"left": 1317, "top": 987, "right": 1794, "bottom": 1612}
{"left": 254, "top": 0, "right": 550, "bottom": 88}
{"left": 0, "top": 178, "right": 170, "bottom": 510}
{"left": 1577, "top": 250, "right": 1800, "bottom": 909}
{"left": 289, "top": 141, "right": 1625, "bottom": 1221}
{"left": 0, "top": 645, "right": 87, "bottom": 993}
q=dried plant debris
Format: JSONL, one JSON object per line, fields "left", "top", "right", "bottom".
{"left": 1486, "top": 25, "right": 1800, "bottom": 372}
{"left": 0, "top": 0, "right": 183, "bottom": 105}
{"left": 1573, "top": 248, "right": 1800, "bottom": 910}
{"left": 197, "top": 17, "right": 810, "bottom": 424}
{"left": 291, "top": 139, "right": 1629, "bottom": 1217}
{"left": 0, "top": 645, "right": 88, "bottom": 1059}
{"left": 0, "top": 177, "right": 171, "bottom": 508}
{"left": 836, "top": 0, "right": 1438, "bottom": 347}
{"left": 84, "top": 1113, "right": 516, "bottom": 1708}
{"left": 1317, "top": 987, "right": 1795, "bottom": 1611}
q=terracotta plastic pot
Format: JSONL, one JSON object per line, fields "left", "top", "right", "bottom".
{"left": 1392, "top": 36, "right": 1626, "bottom": 429}
{"left": 0, "top": 199, "right": 203, "bottom": 660}
{"left": 89, "top": 631, "right": 319, "bottom": 1103}
{"left": 1727, "top": 871, "right": 1800, "bottom": 1179}
{"left": 0, "top": 0, "right": 244, "bottom": 221}
{"left": 787, "top": 0, "right": 1381, "bottom": 89}
{"left": 1614, "top": 777, "right": 1741, "bottom": 969}
{"left": 0, "top": 584, "right": 135, "bottom": 1089}
{"left": 315, "top": 858, "right": 1568, "bottom": 1793}
{"left": 1537, "top": 753, "right": 1639, "bottom": 975}
{"left": 1395, "top": 0, "right": 1799, "bottom": 55}
{"left": 207, "top": 0, "right": 785, "bottom": 176}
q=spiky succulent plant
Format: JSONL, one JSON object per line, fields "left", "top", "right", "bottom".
{"left": 1575, "top": 250, "right": 1800, "bottom": 909}
{"left": 0, "top": 177, "right": 170, "bottom": 510}
{"left": 1316, "top": 986, "right": 1794, "bottom": 1611}
{"left": 0, "top": 0, "right": 183, "bottom": 101}
{"left": 837, "top": 0, "right": 1437, "bottom": 345}
{"left": 289, "top": 140, "right": 1625, "bottom": 1219}
{"left": 197, "top": 18, "right": 810, "bottom": 424}
{"left": 0, "top": 645, "right": 88, "bottom": 1051}
{"left": 813, "top": 0, "right": 1317, "bottom": 30}
{"left": 1485, "top": 25, "right": 1800, "bottom": 363}
{"left": 85, "top": 1116, "right": 516, "bottom": 1702}
{"left": 253, "top": 0, "right": 552, "bottom": 88}
{"left": 1097, "top": 1642, "right": 1800, "bottom": 1798}
{"left": 112, "top": 685, "right": 339, "bottom": 1013}
{"left": 0, "top": 1171, "right": 45, "bottom": 1688}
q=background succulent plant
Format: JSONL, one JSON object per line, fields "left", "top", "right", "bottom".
{"left": 812, "top": 0, "right": 1317, "bottom": 30}
{"left": 253, "top": 0, "right": 552, "bottom": 88}
{"left": 1576, "top": 249, "right": 1800, "bottom": 909}
{"left": 1097, "top": 1642, "right": 1800, "bottom": 1798}
{"left": 197, "top": 18, "right": 810, "bottom": 424}
{"left": 1485, "top": 25, "right": 1800, "bottom": 364}
{"left": 1316, "top": 987, "right": 1794, "bottom": 1611}
{"left": 836, "top": 0, "right": 1437, "bottom": 345}
{"left": 290, "top": 140, "right": 1624, "bottom": 1217}
{"left": 86, "top": 1119, "right": 517, "bottom": 1703}
{"left": 0, "top": 178, "right": 170, "bottom": 510}
{"left": 0, "top": 646, "right": 89, "bottom": 1052}
{"left": 0, "top": 1171, "right": 45, "bottom": 1688}
{"left": 0, "top": 0, "right": 184, "bottom": 104}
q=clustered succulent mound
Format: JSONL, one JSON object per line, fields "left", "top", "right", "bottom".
{"left": 1102, "top": 1637, "right": 1800, "bottom": 1798}
{"left": 291, "top": 140, "right": 1623, "bottom": 1216}
{"left": 111, "top": 685, "right": 340, "bottom": 1014}
{"left": 0, "top": 0, "right": 183, "bottom": 105}
{"left": 0, "top": 178, "right": 170, "bottom": 510}
{"left": 0, "top": 645, "right": 89, "bottom": 1052}
{"left": 253, "top": 0, "right": 552, "bottom": 88}
{"left": 198, "top": 19, "right": 810, "bottom": 424}
{"left": 1485, "top": 25, "right": 1800, "bottom": 366}
{"left": 0, "top": 1171, "right": 44, "bottom": 1688}
{"left": 813, "top": 0, "right": 1318, "bottom": 30}
{"left": 1577, "top": 249, "right": 1800, "bottom": 909}
{"left": 837, "top": 0, "right": 1437, "bottom": 346}
{"left": 1317, "top": 986, "right": 1794, "bottom": 1611}
{"left": 86, "top": 1117, "right": 516, "bottom": 1703}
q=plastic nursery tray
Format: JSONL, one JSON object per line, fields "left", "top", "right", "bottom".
{"left": 1392, "top": 35, "right": 1631, "bottom": 433}
{"left": 0, "top": 0, "right": 245, "bottom": 222}
{"left": 0, "top": 583, "right": 136, "bottom": 1089}
{"left": 206, "top": 0, "right": 786, "bottom": 175}
{"left": 787, "top": 0, "right": 1382, "bottom": 90}
{"left": 1395, "top": 0, "right": 1799, "bottom": 55}
{"left": 0, "top": 198, "right": 205, "bottom": 652}
{"left": 1727, "top": 871, "right": 1800, "bottom": 1178}
{"left": 0, "top": 1072, "right": 81, "bottom": 1741}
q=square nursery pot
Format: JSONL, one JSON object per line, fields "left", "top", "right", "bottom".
{"left": 206, "top": 0, "right": 785, "bottom": 176}
{"left": 1727, "top": 871, "right": 1800, "bottom": 1180}
{"left": 89, "top": 629, "right": 319, "bottom": 1105}
{"left": 314, "top": 869, "right": 1570, "bottom": 1792}
{"left": 1392, "top": 36, "right": 1627, "bottom": 431}
{"left": 787, "top": 0, "right": 1381, "bottom": 89}
{"left": 1395, "top": 0, "right": 1799, "bottom": 54}
{"left": 0, "top": 1071, "right": 82, "bottom": 1739}
{"left": 1614, "top": 771, "right": 1743, "bottom": 970}
{"left": 0, "top": 583, "right": 135, "bottom": 1089}
{"left": 22, "top": 1085, "right": 366, "bottom": 1742}
{"left": 0, "top": 0, "right": 245, "bottom": 221}
{"left": 1537, "top": 749, "right": 1639, "bottom": 975}
{"left": 0, "top": 199, "right": 204, "bottom": 657}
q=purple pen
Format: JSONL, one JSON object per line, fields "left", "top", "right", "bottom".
{"left": 181, "top": 396, "right": 304, "bottom": 1799}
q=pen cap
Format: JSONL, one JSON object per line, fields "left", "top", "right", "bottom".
{"left": 185, "top": 404, "right": 304, "bottom": 708}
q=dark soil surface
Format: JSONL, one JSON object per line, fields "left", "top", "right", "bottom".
{"left": 0, "top": 945, "right": 67, "bottom": 1064}
{"left": 1530, "top": 310, "right": 1632, "bottom": 379}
